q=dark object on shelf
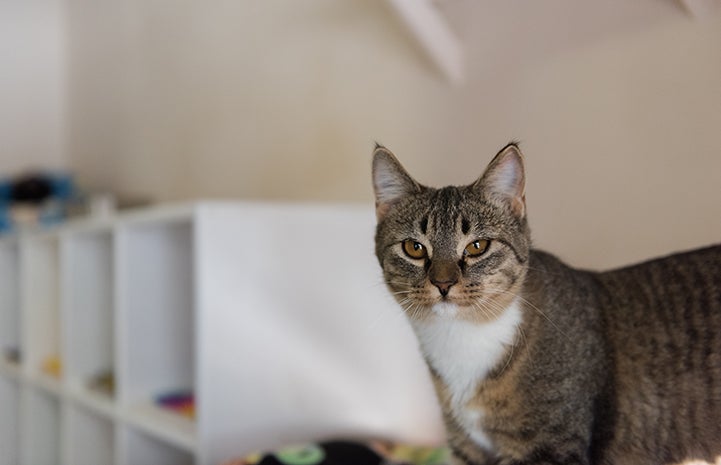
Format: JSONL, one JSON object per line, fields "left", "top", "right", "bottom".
{"left": 0, "top": 171, "right": 78, "bottom": 233}
{"left": 87, "top": 370, "right": 115, "bottom": 396}
{"left": 11, "top": 175, "right": 53, "bottom": 204}
{"left": 222, "top": 440, "right": 449, "bottom": 465}
{"left": 3, "top": 347, "right": 20, "bottom": 364}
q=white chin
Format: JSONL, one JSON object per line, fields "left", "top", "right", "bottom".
{"left": 432, "top": 302, "right": 459, "bottom": 318}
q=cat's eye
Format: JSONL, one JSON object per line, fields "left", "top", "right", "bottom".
{"left": 402, "top": 240, "right": 427, "bottom": 260}
{"left": 464, "top": 239, "right": 490, "bottom": 257}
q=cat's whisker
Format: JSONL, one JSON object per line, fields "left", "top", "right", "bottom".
{"left": 384, "top": 279, "right": 420, "bottom": 287}
{"left": 472, "top": 301, "right": 495, "bottom": 320}
{"left": 484, "top": 287, "right": 571, "bottom": 342}
{"left": 471, "top": 299, "right": 501, "bottom": 322}
{"left": 473, "top": 296, "right": 506, "bottom": 320}
{"left": 404, "top": 302, "right": 424, "bottom": 321}
{"left": 393, "top": 293, "right": 413, "bottom": 299}
{"left": 498, "top": 334, "right": 516, "bottom": 376}
{"left": 516, "top": 325, "right": 536, "bottom": 372}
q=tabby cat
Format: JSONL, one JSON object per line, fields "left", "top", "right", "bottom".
{"left": 372, "top": 142, "right": 721, "bottom": 465}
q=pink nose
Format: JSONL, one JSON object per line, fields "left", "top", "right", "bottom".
{"left": 431, "top": 278, "right": 457, "bottom": 297}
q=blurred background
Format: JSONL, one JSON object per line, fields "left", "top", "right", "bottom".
{"left": 2, "top": 0, "right": 721, "bottom": 268}
{"left": 1, "top": 1, "right": 721, "bottom": 463}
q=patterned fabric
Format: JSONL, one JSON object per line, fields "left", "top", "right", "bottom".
{"left": 221, "top": 440, "right": 450, "bottom": 465}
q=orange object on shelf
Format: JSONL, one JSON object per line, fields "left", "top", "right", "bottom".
{"left": 42, "top": 355, "right": 62, "bottom": 378}
{"left": 156, "top": 390, "right": 195, "bottom": 419}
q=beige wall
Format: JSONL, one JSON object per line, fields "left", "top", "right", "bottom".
{"left": 63, "top": 1, "right": 721, "bottom": 269}
{"left": 516, "top": 15, "right": 721, "bottom": 270}
{"left": 0, "top": 0, "right": 67, "bottom": 174}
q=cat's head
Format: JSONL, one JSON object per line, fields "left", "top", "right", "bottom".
{"left": 372, "top": 143, "right": 531, "bottom": 322}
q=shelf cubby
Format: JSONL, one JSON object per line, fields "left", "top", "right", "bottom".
{"left": 65, "top": 403, "right": 115, "bottom": 465}
{"left": 21, "top": 386, "right": 61, "bottom": 465}
{"left": 0, "top": 238, "right": 21, "bottom": 368}
{"left": 0, "top": 376, "right": 20, "bottom": 465}
{"left": 117, "top": 219, "right": 195, "bottom": 430}
{"left": 21, "top": 235, "right": 62, "bottom": 382}
{"left": 121, "top": 427, "right": 195, "bottom": 465}
{"left": 62, "top": 229, "right": 115, "bottom": 402}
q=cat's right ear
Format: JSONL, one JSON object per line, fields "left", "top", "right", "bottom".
{"left": 372, "top": 145, "right": 421, "bottom": 221}
{"left": 474, "top": 142, "right": 527, "bottom": 218}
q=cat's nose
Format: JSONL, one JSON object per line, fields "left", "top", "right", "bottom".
{"left": 432, "top": 279, "right": 457, "bottom": 297}
{"left": 428, "top": 260, "right": 460, "bottom": 297}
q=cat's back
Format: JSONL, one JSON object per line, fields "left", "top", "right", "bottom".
{"left": 595, "top": 244, "right": 721, "bottom": 464}
{"left": 596, "top": 243, "right": 721, "bottom": 366}
{"left": 597, "top": 243, "right": 721, "bottom": 322}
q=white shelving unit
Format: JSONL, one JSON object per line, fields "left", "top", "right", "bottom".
{"left": 0, "top": 202, "right": 442, "bottom": 465}
{"left": 0, "top": 205, "right": 207, "bottom": 465}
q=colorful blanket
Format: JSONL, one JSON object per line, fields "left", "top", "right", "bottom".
{"left": 221, "top": 440, "right": 450, "bottom": 465}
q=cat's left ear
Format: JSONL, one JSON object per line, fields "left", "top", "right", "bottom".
{"left": 372, "top": 145, "right": 422, "bottom": 221}
{"left": 474, "top": 142, "right": 526, "bottom": 218}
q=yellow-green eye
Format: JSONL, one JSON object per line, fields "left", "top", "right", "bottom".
{"left": 464, "top": 239, "right": 490, "bottom": 257}
{"left": 402, "top": 240, "right": 427, "bottom": 259}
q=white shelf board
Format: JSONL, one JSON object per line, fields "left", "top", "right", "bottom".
{"left": 123, "top": 401, "right": 197, "bottom": 452}
{"left": 0, "top": 358, "right": 22, "bottom": 380}
{"left": 67, "top": 383, "right": 117, "bottom": 418}
{"left": 26, "top": 370, "right": 64, "bottom": 397}
{"left": 114, "top": 203, "right": 196, "bottom": 226}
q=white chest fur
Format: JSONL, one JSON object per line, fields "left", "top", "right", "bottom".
{"left": 411, "top": 300, "right": 522, "bottom": 451}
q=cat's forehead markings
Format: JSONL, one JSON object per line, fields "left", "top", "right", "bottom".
{"left": 431, "top": 190, "right": 465, "bottom": 235}
{"left": 461, "top": 217, "right": 471, "bottom": 235}
{"left": 420, "top": 216, "right": 428, "bottom": 235}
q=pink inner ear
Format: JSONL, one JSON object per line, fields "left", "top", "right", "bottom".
{"left": 375, "top": 201, "right": 391, "bottom": 221}
{"left": 484, "top": 150, "right": 526, "bottom": 218}
{"left": 372, "top": 150, "right": 421, "bottom": 220}
{"left": 491, "top": 156, "right": 524, "bottom": 199}
{"left": 374, "top": 170, "right": 407, "bottom": 204}
{"left": 510, "top": 195, "right": 526, "bottom": 218}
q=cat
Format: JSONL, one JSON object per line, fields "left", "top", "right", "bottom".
{"left": 372, "top": 142, "right": 721, "bottom": 465}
